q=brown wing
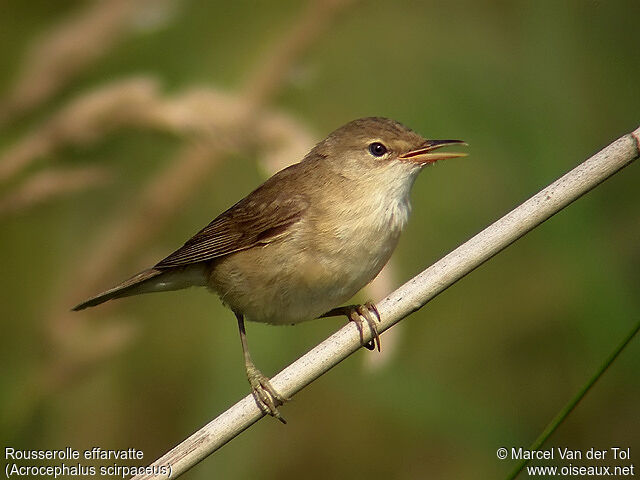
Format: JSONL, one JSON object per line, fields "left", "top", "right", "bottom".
{"left": 155, "top": 165, "right": 310, "bottom": 269}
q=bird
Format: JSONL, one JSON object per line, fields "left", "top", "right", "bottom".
{"left": 73, "top": 117, "right": 467, "bottom": 422}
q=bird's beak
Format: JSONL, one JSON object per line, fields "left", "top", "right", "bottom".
{"left": 399, "top": 139, "right": 468, "bottom": 165}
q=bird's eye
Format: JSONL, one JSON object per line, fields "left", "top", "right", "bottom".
{"left": 368, "top": 142, "right": 387, "bottom": 157}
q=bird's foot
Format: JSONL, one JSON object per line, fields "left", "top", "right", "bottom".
{"left": 246, "top": 363, "right": 288, "bottom": 424}
{"left": 321, "top": 302, "right": 381, "bottom": 351}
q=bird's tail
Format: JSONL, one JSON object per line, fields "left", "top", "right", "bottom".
{"left": 72, "top": 263, "right": 209, "bottom": 311}
{"left": 72, "top": 268, "right": 165, "bottom": 311}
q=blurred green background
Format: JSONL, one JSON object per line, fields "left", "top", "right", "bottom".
{"left": 1, "top": 0, "right": 638, "bottom": 479}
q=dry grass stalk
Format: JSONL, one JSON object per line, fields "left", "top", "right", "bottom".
{"left": 0, "top": 0, "right": 177, "bottom": 125}
{"left": 0, "top": 78, "right": 318, "bottom": 186}
{"left": 0, "top": 166, "right": 111, "bottom": 217}
{"left": 243, "top": 0, "right": 357, "bottom": 106}
{"left": 0, "top": 78, "right": 160, "bottom": 184}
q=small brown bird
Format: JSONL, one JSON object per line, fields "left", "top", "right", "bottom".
{"left": 74, "top": 117, "right": 466, "bottom": 422}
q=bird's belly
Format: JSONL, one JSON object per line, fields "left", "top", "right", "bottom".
{"left": 208, "top": 220, "right": 401, "bottom": 325}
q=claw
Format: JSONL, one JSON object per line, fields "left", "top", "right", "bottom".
{"left": 356, "top": 303, "right": 381, "bottom": 352}
{"left": 321, "top": 302, "right": 382, "bottom": 351}
{"left": 247, "top": 364, "right": 288, "bottom": 424}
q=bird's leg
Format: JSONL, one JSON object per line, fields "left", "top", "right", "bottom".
{"left": 235, "top": 312, "right": 288, "bottom": 424}
{"left": 320, "top": 302, "right": 381, "bottom": 351}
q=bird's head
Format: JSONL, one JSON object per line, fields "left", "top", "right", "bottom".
{"left": 309, "top": 117, "right": 467, "bottom": 188}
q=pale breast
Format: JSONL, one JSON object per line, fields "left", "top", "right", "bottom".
{"left": 209, "top": 188, "right": 411, "bottom": 325}
{"left": 318, "top": 188, "right": 409, "bottom": 296}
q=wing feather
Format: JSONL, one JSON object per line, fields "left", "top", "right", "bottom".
{"left": 154, "top": 165, "right": 309, "bottom": 269}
